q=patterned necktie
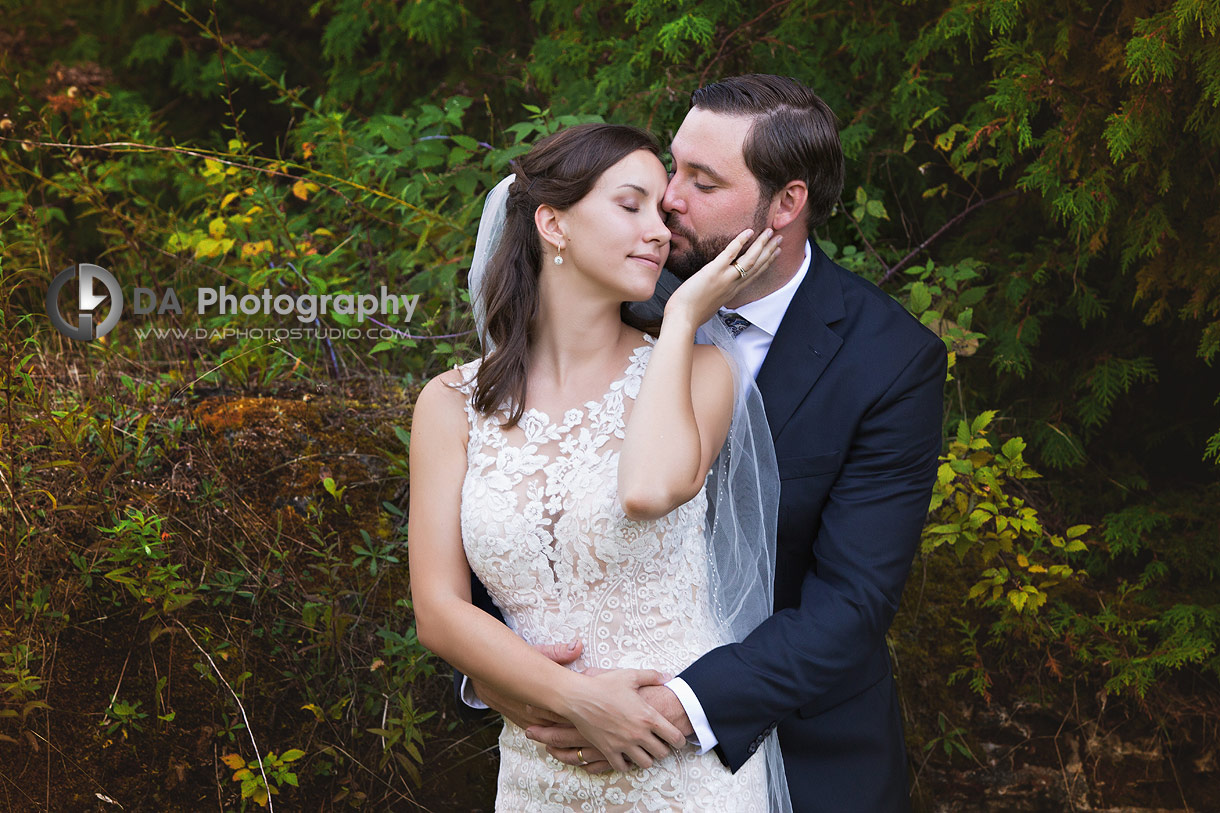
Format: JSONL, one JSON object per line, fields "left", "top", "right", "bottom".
{"left": 719, "top": 311, "right": 752, "bottom": 338}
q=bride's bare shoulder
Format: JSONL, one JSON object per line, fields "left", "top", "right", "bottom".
{"left": 414, "top": 366, "right": 475, "bottom": 426}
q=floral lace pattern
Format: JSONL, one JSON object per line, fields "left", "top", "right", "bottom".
{"left": 456, "top": 336, "right": 766, "bottom": 812}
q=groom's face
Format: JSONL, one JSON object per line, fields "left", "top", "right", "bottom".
{"left": 663, "top": 108, "right": 772, "bottom": 280}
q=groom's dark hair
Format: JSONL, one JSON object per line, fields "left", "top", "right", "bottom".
{"left": 691, "top": 74, "right": 844, "bottom": 229}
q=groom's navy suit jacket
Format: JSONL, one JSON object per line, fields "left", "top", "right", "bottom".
{"left": 458, "top": 244, "right": 945, "bottom": 812}
{"left": 679, "top": 244, "right": 945, "bottom": 812}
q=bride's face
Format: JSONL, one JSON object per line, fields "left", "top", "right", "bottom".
{"left": 553, "top": 149, "right": 671, "bottom": 302}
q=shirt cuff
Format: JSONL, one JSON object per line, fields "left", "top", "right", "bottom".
{"left": 665, "top": 677, "right": 717, "bottom": 754}
{"left": 460, "top": 674, "right": 489, "bottom": 710}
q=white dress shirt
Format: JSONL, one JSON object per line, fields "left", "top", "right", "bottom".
{"left": 464, "top": 242, "right": 815, "bottom": 756}
{"left": 668, "top": 240, "right": 811, "bottom": 753}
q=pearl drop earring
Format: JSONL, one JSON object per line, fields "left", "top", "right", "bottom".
{"left": 554, "top": 244, "right": 564, "bottom": 265}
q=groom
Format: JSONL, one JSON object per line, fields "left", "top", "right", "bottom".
{"left": 462, "top": 74, "right": 946, "bottom": 811}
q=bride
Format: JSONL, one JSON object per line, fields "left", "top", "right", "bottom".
{"left": 408, "top": 122, "right": 788, "bottom": 811}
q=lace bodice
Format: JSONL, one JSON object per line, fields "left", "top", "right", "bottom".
{"left": 454, "top": 335, "right": 766, "bottom": 811}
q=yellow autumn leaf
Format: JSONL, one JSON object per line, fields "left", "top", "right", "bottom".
{"left": 242, "top": 240, "right": 273, "bottom": 258}
{"left": 220, "top": 753, "right": 246, "bottom": 770}
{"left": 220, "top": 192, "right": 241, "bottom": 209}
{"left": 208, "top": 217, "right": 226, "bottom": 239}
{"left": 292, "top": 180, "right": 319, "bottom": 201}
{"left": 253, "top": 789, "right": 269, "bottom": 807}
{"left": 1017, "top": 554, "right": 1029, "bottom": 568}
{"left": 194, "top": 238, "right": 221, "bottom": 258}
{"left": 302, "top": 141, "right": 315, "bottom": 159}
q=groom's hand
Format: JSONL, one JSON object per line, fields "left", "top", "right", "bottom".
{"left": 469, "top": 640, "right": 583, "bottom": 730}
{"left": 639, "top": 684, "right": 694, "bottom": 738}
{"left": 530, "top": 672, "right": 694, "bottom": 773}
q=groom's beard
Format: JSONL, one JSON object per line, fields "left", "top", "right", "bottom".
{"left": 665, "top": 201, "right": 772, "bottom": 281}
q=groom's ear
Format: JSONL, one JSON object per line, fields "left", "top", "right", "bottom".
{"left": 769, "top": 180, "right": 809, "bottom": 231}
{"left": 534, "top": 204, "right": 566, "bottom": 251}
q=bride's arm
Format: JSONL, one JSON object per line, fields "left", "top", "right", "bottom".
{"left": 618, "top": 228, "right": 781, "bottom": 521}
{"left": 617, "top": 330, "right": 733, "bottom": 521}
{"left": 408, "top": 371, "right": 686, "bottom": 771}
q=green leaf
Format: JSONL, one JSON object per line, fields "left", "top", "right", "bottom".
{"left": 970, "top": 410, "right": 997, "bottom": 435}
{"left": 909, "top": 282, "right": 932, "bottom": 314}
{"left": 1001, "top": 437, "right": 1026, "bottom": 459}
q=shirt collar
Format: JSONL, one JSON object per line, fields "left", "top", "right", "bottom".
{"left": 722, "top": 240, "right": 811, "bottom": 337}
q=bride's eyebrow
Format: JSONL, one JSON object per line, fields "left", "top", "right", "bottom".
{"left": 617, "top": 183, "right": 649, "bottom": 195}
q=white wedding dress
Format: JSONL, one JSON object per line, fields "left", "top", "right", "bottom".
{"left": 454, "top": 334, "right": 768, "bottom": 812}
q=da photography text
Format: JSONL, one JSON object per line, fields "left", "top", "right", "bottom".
{"left": 140, "top": 285, "right": 420, "bottom": 323}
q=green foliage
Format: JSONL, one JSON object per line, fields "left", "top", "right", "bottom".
{"left": 925, "top": 711, "right": 978, "bottom": 763}
{"left": 222, "top": 748, "right": 305, "bottom": 809}
{"left": 95, "top": 508, "right": 199, "bottom": 620}
{"left": 924, "top": 410, "right": 1088, "bottom": 616}
{"left": 101, "top": 697, "right": 148, "bottom": 738}
{"left": 1075, "top": 356, "right": 1158, "bottom": 431}
{"left": 2, "top": 0, "right": 1218, "bottom": 805}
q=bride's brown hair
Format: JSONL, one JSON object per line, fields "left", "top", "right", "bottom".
{"left": 473, "top": 123, "right": 662, "bottom": 427}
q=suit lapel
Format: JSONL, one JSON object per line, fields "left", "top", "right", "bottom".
{"left": 755, "top": 246, "right": 846, "bottom": 440}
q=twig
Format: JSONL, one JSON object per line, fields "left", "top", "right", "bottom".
{"left": 697, "top": 1, "right": 795, "bottom": 86}
{"left": 839, "top": 198, "right": 889, "bottom": 272}
{"left": 170, "top": 339, "right": 281, "bottom": 399}
{"left": 879, "top": 190, "right": 1019, "bottom": 285}
{"left": 0, "top": 135, "right": 460, "bottom": 231}
{"left": 1166, "top": 743, "right": 1193, "bottom": 812}
{"left": 105, "top": 646, "right": 134, "bottom": 720}
{"left": 174, "top": 620, "right": 275, "bottom": 813}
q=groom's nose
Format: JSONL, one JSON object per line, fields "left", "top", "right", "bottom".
{"left": 662, "top": 176, "right": 685, "bottom": 215}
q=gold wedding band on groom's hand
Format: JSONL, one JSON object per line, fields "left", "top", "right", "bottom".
{"left": 577, "top": 748, "right": 588, "bottom": 766}
{"left": 732, "top": 260, "right": 748, "bottom": 279}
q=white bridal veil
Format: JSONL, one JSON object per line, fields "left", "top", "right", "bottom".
{"left": 469, "top": 175, "right": 790, "bottom": 813}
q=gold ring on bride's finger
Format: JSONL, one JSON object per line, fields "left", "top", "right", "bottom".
{"left": 577, "top": 748, "right": 588, "bottom": 766}
{"left": 732, "top": 260, "right": 748, "bottom": 279}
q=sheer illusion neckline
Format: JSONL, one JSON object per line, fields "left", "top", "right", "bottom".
{"left": 506, "top": 333, "right": 654, "bottom": 429}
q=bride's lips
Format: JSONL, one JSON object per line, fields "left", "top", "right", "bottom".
{"left": 629, "top": 254, "right": 662, "bottom": 271}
